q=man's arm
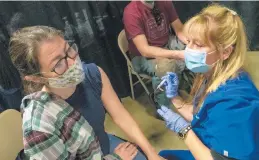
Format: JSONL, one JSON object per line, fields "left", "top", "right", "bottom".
{"left": 171, "top": 18, "right": 187, "bottom": 44}
{"left": 132, "top": 34, "right": 184, "bottom": 59}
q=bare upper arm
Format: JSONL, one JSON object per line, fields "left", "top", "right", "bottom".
{"left": 171, "top": 18, "right": 187, "bottom": 44}
{"left": 98, "top": 66, "right": 124, "bottom": 119}
{"left": 171, "top": 18, "right": 184, "bottom": 35}
{"left": 132, "top": 34, "right": 150, "bottom": 56}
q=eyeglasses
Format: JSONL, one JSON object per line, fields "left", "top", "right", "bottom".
{"left": 151, "top": 5, "right": 163, "bottom": 25}
{"left": 51, "top": 43, "right": 78, "bottom": 75}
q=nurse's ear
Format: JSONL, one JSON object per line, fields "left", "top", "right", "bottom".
{"left": 222, "top": 46, "right": 234, "bottom": 60}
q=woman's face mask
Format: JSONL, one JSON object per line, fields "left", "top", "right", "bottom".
{"left": 184, "top": 47, "right": 217, "bottom": 73}
{"left": 46, "top": 56, "right": 85, "bottom": 88}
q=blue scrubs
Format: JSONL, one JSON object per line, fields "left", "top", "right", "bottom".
{"left": 192, "top": 72, "right": 259, "bottom": 159}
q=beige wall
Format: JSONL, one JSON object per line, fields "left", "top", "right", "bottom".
{"left": 244, "top": 51, "right": 259, "bottom": 89}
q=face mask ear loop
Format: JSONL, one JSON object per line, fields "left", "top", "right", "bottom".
{"left": 207, "top": 41, "right": 235, "bottom": 61}
{"left": 206, "top": 40, "right": 235, "bottom": 55}
{"left": 207, "top": 50, "right": 216, "bottom": 55}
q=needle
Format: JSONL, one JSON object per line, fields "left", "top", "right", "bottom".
{"left": 156, "top": 79, "right": 166, "bottom": 92}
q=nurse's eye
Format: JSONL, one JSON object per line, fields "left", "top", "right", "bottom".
{"left": 195, "top": 42, "right": 204, "bottom": 48}
{"left": 186, "top": 39, "right": 190, "bottom": 44}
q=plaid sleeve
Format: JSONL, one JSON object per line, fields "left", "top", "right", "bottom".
{"left": 22, "top": 92, "right": 121, "bottom": 159}
{"left": 23, "top": 131, "right": 71, "bottom": 159}
{"left": 76, "top": 129, "right": 121, "bottom": 160}
{"left": 24, "top": 131, "right": 121, "bottom": 160}
{"left": 22, "top": 95, "right": 103, "bottom": 159}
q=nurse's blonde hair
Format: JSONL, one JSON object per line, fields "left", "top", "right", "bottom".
{"left": 183, "top": 4, "right": 247, "bottom": 112}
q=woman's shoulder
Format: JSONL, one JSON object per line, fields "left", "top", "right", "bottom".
{"left": 82, "top": 63, "right": 102, "bottom": 96}
{"left": 22, "top": 91, "right": 94, "bottom": 135}
{"left": 21, "top": 92, "right": 97, "bottom": 158}
{"left": 213, "top": 71, "right": 258, "bottom": 97}
{"left": 21, "top": 91, "right": 55, "bottom": 110}
{"left": 83, "top": 63, "right": 100, "bottom": 77}
{"left": 22, "top": 92, "right": 68, "bottom": 125}
{"left": 21, "top": 91, "right": 55, "bottom": 134}
{"left": 204, "top": 71, "right": 259, "bottom": 108}
{"left": 21, "top": 91, "right": 78, "bottom": 116}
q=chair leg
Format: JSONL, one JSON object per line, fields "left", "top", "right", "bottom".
{"left": 128, "top": 67, "right": 135, "bottom": 100}
{"left": 135, "top": 74, "right": 150, "bottom": 96}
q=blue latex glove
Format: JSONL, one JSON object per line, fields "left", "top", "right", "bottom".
{"left": 157, "top": 106, "right": 190, "bottom": 133}
{"left": 161, "top": 72, "right": 179, "bottom": 98}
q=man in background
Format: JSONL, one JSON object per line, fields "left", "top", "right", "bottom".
{"left": 124, "top": 0, "right": 193, "bottom": 107}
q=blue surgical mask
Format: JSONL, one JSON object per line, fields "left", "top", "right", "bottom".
{"left": 184, "top": 47, "right": 216, "bottom": 73}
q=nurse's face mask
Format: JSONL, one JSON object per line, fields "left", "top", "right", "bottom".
{"left": 184, "top": 44, "right": 232, "bottom": 73}
{"left": 184, "top": 47, "right": 217, "bottom": 73}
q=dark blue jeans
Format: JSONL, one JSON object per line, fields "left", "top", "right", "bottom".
{"left": 108, "top": 134, "right": 146, "bottom": 160}
{"left": 159, "top": 150, "right": 195, "bottom": 160}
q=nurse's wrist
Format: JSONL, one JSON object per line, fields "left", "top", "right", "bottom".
{"left": 183, "top": 129, "right": 193, "bottom": 143}
{"left": 178, "top": 125, "right": 192, "bottom": 140}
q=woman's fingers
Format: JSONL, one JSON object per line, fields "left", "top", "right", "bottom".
{"left": 126, "top": 143, "right": 137, "bottom": 154}
{"left": 115, "top": 142, "right": 124, "bottom": 151}
{"left": 130, "top": 148, "right": 138, "bottom": 159}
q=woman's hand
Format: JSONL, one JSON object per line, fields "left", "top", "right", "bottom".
{"left": 161, "top": 72, "right": 179, "bottom": 99}
{"left": 157, "top": 106, "right": 190, "bottom": 133}
{"left": 114, "top": 142, "right": 138, "bottom": 160}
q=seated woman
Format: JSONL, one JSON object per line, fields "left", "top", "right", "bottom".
{"left": 157, "top": 4, "right": 259, "bottom": 160}
{"left": 10, "top": 26, "right": 161, "bottom": 160}
{"left": 0, "top": 39, "right": 23, "bottom": 112}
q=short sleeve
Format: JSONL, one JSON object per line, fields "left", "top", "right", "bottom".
{"left": 123, "top": 6, "right": 145, "bottom": 40}
{"left": 83, "top": 63, "right": 102, "bottom": 97}
{"left": 164, "top": 1, "right": 179, "bottom": 23}
{"left": 203, "top": 91, "right": 259, "bottom": 159}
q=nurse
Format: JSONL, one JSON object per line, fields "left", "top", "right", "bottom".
{"left": 157, "top": 4, "right": 259, "bottom": 160}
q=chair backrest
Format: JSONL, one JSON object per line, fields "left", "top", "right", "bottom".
{"left": 0, "top": 109, "right": 23, "bottom": 160}
{"left": 118, "top": 29, "right": 133, "bottom": 68}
